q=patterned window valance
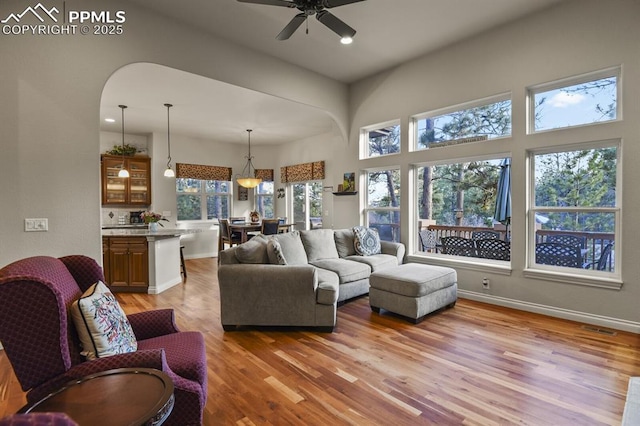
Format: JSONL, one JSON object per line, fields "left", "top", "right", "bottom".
{"left": 255, "top": 169, "right": 274, "bottom": 182}
{"left": 281, "top": 161, "right": 325, "bottom": 183}
{"left": 176, "top": 163, "right": 232, "bottom": 181}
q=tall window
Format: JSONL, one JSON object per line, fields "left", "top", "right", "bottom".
{"left": 176, "top": 178, "right": 231, "bottom": 220}
{"left": 255, "top": 181, "right": 274, "bottom": 218}
{"left": 416, "top": 157, "right": 510, "bottom": 259}
{"left": 528, "top": 68, "right": 619, "bottom": 133}
{"left": 291, "top": 181, "right": 323, "bottom": 230}
{"left": 413, "top": 94, "right": 511, "bottom": 150}
{"left": 365, "top": 168, "right": 400, "bottom": 242}
{"left": 529, "top": 142, "right": 619, "bottom": 277}
{"left": 361, "top": 121, "right": 400, "bottom": 159}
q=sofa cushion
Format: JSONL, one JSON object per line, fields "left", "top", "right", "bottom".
{"left": 344, "top": 253, "right": 398, "bottom": 272}
{"left": 70, "top": 281, "right": 137, "bottom": 360}
{"left": 311, "top": 259, "right": 371, "bottom": 284}
{"left": 267, "top": 231, "right": 308, "bottom": 265}
{"left": 314, "top": 268, "right": 339, "bottom": 305}
{"left": 300, "top": 229, "right": 339, "bottom": 262}
{"left": 334, "top": 229, "right": 357, "bottom": 258}
{"left": 353, "top": 226, "right": 381, "bottom": 256}
{"left": 235, "top": 236, "right": 269, "bottom": 264}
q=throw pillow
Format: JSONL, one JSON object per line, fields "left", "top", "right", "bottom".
{"left": 266, "top": 231, "right": 308, "bottom": 265}
{"left": 353, "top": 226, "right": 381, "bottom": 256}
{"left": 334, "top": 229, "right": 357, "bottom": 258}
{"left": 70, "top": 281, "right": 137, "bottom": 360}
{"left": 236, "top": 236, "right": 269, "bottom": 264}
{"left": 300, "top": 229, "right": 339, "bottom": 262}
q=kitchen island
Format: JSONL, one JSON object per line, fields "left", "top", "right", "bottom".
{"left": 102, "top": 227, "right": 201, "bottom": 294}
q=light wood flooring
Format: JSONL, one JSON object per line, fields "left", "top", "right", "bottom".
{"left": 1, "top": 257, "right": 639, "bottom": 425}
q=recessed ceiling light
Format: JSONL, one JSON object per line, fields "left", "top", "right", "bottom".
{"left": 105, "top": 118, "right": 116, "bottom": 123}
{"left": 340, "top": 37, "right": 353, "bottom": 45}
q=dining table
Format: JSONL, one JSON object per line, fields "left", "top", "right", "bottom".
{"left": 226, "top": 221, "right": 295, "bottom": 244}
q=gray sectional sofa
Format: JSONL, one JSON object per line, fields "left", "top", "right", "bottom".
{"left": 217, "top": 228, "right": 405, "bottom": 331}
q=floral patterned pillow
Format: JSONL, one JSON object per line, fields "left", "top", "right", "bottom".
{"left": 70, "top": 281, "right": 137, "bottom": 360}
{"left": 353, "top": 226, "right": 381, "bottom": 256}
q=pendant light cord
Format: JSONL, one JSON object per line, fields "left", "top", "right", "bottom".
{"left": 165, "top": 103, "right": 173, "bottom": 168}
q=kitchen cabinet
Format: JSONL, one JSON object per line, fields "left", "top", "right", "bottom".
{"left": 101, "top": 155, "right": 151, "bottom": 206}
{"left": 102, "top": 236, "right": 148, "bottom": 292}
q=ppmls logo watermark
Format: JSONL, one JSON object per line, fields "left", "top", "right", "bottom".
{"left": 2, "top": 2, "right": 126, "bottom": 36}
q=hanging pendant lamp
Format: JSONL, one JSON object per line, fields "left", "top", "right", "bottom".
{"left": 117, "top": 105, "right": 129, "bottom": 178}
{"left": 163, "top": 103, "right": 175, "bottom": 177}
{"left": 236, "top": 129, "right": 262, "bottom": 189}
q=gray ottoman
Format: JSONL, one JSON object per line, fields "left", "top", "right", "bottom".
{"left": 369, "top": 264, "right": 457, "bottom": 323}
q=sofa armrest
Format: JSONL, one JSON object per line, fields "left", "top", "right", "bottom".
{"left": 127, "top": 309, "right": 179, "bottom": 339}
{"left": 380, "top": 241, "right": 405, "bottom": 264}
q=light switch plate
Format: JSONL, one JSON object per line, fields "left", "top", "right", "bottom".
{"left": 25, "top": 218, "right": 48, "bottom": 232}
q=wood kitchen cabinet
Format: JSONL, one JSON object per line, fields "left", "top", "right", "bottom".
{"left": 101, "top": 155, "right": 151, "bottom": 206}
{"left": 102, "top": 236, "right": 148, "bottom": 292}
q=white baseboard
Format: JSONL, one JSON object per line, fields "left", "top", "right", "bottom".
{"left": 458, "top": 290, "right": 640, "bottom": 334}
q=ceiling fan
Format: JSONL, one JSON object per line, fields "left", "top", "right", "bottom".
{"left": 237, "top": 0, "right": 365, "bottom": 42}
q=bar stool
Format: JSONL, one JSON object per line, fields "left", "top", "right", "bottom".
{"left": 180, "top": 245, "right": 187, "bottom": 278}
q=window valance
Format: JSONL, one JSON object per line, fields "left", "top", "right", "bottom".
{"left": 280, "top": 161, "right": 325, "bottom": 183}
{"left": 255, "top": 169, "right": 274, "bottom": 182}
{"left": 176, "top": 163, "right": 232, "bottom": 181}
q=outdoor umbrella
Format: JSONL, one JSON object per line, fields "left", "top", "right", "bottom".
{"left": 493, "top": 157, "right": 511, "bottom": 240}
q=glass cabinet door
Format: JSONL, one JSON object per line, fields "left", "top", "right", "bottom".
{"left": 128, "top": 159, "right": 150, "bottom": 205}
{"left": 102, "top": 157, "right": 128, "bottom": 204}
{"left": 101, "top": 156, "right": 151, "bottom": 206}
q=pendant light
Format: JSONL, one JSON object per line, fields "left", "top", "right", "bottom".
{"left": 236, "top": 129, "right": 262, "bottom": 189}
{"left": 163, "top": 103, "right": 175, "bottom": 177}
{"left": 117, "top": 105, "right": 129, "bottom": 178}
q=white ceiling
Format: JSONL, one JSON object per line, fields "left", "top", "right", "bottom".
{"left": 101, "top": 0, "right": 564, "bottom": 145}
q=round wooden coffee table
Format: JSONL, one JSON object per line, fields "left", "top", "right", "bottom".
{"left": 21, "top": 368, "right": 174, "bottom": 425}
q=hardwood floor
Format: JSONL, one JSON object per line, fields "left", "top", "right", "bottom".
{"left": 1, "top": 257, "right": 639, "bottom": 425}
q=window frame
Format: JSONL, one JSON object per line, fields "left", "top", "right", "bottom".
{"left": 363, "top": 166, "right": 401, "bottom": 242}
{"left": 411, "top": 92, "right": 512, "bottom": 152}
{"left": 360, "top": 119, "right": 401, "bottom": 160}
{"left": 524, "top": 139, "right": 622, "bottom": 289}
{"left": 526, "top": 66, "right": 621, "bottom": 135}
{"left": 175, "top": 178, "right": 232, "bottom": 221}
{"left": 254, "top": 181, "right": 275, "bottom": 219}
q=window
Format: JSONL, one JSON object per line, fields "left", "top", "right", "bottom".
{"left": 361, "top": 121, "right": 400, "bottom": 159}
{"left": 528, "top": 68, "right": 619, "bottom": 133}
{"left": 415, "top": 157, "right": 510, "bottom": 260}
{"left": 365, "top": 168, "right": 400, "bottom": 242}
{"left": 255, "top": 181, "right": 274, "bottom": 219}
{"left": 176, "top": 178, "right": 231, "bottom": 220}
{"left": 290, "top": 181, "right": 323, "bottom": 230}
{"left": 529, "top": 142, "right": 619, "bottom": 278}
{"left": 413, "top": 94, "right": 511, "bottom": 150}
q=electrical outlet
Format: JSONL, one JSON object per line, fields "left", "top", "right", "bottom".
{"left": 482, "top": 277, "right": 490, "bottom": 289}
{"left": 25, "top": 218, "right": 48, "bottom": 232}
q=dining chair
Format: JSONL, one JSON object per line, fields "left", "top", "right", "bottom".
{"left": 440, "top": 236, "right": 476, "bottom": 257}
{"left": 219, "top": 219, "right": 242, "bottom": 250}
{"left": 535, "top": 242, "right": 581, "bottom": 267}
{"left": 471, "top": 230, "right": 500, "bottom": 240}
{"left": 261, "top": 218, "right": 280, "bottom": 236}
{"left": 584, "top": 242, "right": 614, "bottom": 271}
{"left": 546, "top": 234, "right": 585, "bottom": 248}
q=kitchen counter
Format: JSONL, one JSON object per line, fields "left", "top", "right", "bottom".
{"left": 102, "top": 228, "right": 202, "bottom": 294}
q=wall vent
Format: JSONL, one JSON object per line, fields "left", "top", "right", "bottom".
{"left": 581, "top": 325, "right": 617, "bottom": 336}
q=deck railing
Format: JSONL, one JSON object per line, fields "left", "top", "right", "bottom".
{"left": 421, "top": 225, "right": 614, "bottom": 271}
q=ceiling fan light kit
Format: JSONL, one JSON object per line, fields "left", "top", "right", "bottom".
{"left": 237, "top": 0, "right": 364, "bottom": 42}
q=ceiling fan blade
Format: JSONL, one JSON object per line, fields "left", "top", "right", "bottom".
{"left": 324, "top": 0, "right": 366, "bottom": 8}
{"left": 316, "top": 10, "right": 356, "bottom": 38}
{"left": 276, "top": 13, "right": 306, "bottom": 40}
{"left": 236, "top": 0, "right": 295, "bottom": 8}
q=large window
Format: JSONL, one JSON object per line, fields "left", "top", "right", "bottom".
{"left": 365, "top": 168, "right": 400, "bottom": 242}
{"left": 413, "top": 94, "right": 511, "bottom": 150}
{"left": 361, "top": 121, "right": 400, "bottom": 159}
{"left": 528, "top": 68, "right": 619, "bottom": 133}
{"left": 255, "top": 181, "right": 274, "bottom": 219}
{"left": 528, "top": 142, "right": 619, "bottom": 278}
{"left": 176, "top": 178, "right": 231, "bottom": 220}
{"left": 291, "top": 181, "right": 323, "bottom": 230}
{"left": 416, "top": 157, "right": 511, "bottom": 260}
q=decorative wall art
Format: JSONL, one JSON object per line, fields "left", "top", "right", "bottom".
{"left": 343, "top": 172, "right": 355, "bottom": 192}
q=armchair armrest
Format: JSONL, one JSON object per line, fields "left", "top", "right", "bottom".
{"left": 380, "top": 241, "right": 405, "bottom": 264}
{"left": 127, "top": 309, "right": 179, "bottom": 340}
{"left": 26, "top": 349, "right": 169, "bottom": 404}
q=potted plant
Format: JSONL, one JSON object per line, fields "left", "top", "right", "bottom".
{"left": 140, "top": 211, "right": 168, "bottom": 231}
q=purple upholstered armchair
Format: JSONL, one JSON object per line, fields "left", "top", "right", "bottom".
{"left": 0, "top": 255, "right": 207, "bottom": 426}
